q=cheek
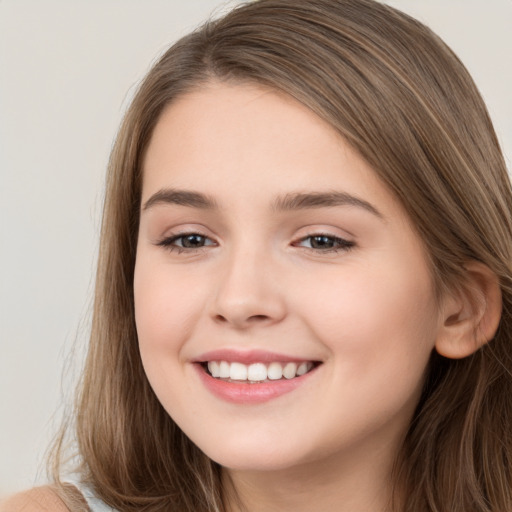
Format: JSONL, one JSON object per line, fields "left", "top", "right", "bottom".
{"left": 133, "top": 258, "right": 204, "bottom": 356}
{"left": 297, "top": 256, "right": 439, "bottom": 380}
{"left": 133, "top": 257, "right": 208, "bottom": 416}
{"left": 294, "top": 261, "right": 438, "bottom": 444}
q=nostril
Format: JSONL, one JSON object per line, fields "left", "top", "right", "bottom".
{"left": 248, "top": 314, "right": 270, "bottom": 322}
{"left": 213, "top": 313, "right": 271, "bottom": 326}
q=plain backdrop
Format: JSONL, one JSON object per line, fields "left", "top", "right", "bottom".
{"left": 1, "top": 0, "right": 511, "bottom": 496}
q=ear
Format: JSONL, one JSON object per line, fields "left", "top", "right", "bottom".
{"left": 435, "top": 261, "right": 502, "bottom": 359}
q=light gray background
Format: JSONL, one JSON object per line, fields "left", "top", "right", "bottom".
{"left": 1, "top": 0, "right": 511, "bottom": 496}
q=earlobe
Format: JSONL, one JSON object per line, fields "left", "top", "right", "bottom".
{"left": 435, "top": 261, "right": 502, "bottom": 359}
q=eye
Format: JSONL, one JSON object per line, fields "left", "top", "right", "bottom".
{"left": 295, "top": 234, "right": 355, "bottom": 252}
{"left": 156, "top": 232, "right": 216, "bottom": 253}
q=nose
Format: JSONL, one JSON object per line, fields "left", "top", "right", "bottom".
{"left": 210, "top": 247, "right": 287, "bottom": 330}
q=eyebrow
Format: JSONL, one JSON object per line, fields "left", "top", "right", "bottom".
{"left": 142, "top": 189, "right": 219, "bottom": 211}
{"left": 271, "top": 191, "right": 384, "bottom": 218}
{"left": 142, "top": 187, "right": 383, "bottom": 219}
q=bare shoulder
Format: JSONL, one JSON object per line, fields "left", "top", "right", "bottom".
{"left": 0, "top": 486, "right": 71, "bottom": 512}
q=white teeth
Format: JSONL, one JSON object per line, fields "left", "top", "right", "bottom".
{"left": 297, "top": 362, "right": 308, "bottom": 376}
{"left": 219, "top": 361, "right": 230, "bottom": 378}
{"left": 267, "top": 362, "right": 283, "bottom": 380}
{"left": 208, "top": 361, "right": 220, "bottom": 378}
{"left": 205, "top": 360, "right": 315, "bottom": 382}
{"left": 247, "top": 363, "right": 267, "bottom": 381}
{"left": 283, "top": 362, "right": 297, "bottom": 379}
{"left": 230, "top": 362, "right": 248, "bottom": 380}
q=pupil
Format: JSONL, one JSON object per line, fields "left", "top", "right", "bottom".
{"left": 311, "top": 236, "right": 334, "bottom": 249}
{"left": 182, "top": 234, "right": 205, "bottom": 248}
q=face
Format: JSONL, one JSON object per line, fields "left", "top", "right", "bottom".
{"left": 134, "top": 82, "right": 443, "bottom": 474}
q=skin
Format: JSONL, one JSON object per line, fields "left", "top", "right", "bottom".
{"left": 134, "top": 82, "right": 450, "bottom": 511}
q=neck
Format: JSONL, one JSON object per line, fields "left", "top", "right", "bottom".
{"left": 222, "top": 441, "right": 398, "bottom": 512}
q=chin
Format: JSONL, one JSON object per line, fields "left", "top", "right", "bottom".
{"left": 191, "top": 432, "right": 314, "bottom": 472}
{"left": 209, "top": 451, "right": 302, "bottom": 472}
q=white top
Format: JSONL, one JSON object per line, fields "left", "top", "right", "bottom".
{"left": 62, "top": 475, "right": 118, "bottom": 512}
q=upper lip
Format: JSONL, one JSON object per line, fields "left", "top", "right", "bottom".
{"left": 192, "top": 349, "right": 321, "bottom": 365}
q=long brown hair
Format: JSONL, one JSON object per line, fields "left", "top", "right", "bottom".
{"left": 52, "top": 1, "right": 512, "bottom": 510}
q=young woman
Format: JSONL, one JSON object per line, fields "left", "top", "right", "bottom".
{"left": 4, "top": 0, "right": 511, "bottom": 510}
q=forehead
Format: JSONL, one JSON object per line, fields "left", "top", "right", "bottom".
{"left": 141, "top": 81, "right": 402, "bottom": 221}
{"left": 143, "top": 81, "right": 346, "bottom": 176}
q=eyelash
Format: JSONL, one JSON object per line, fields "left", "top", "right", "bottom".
{"left": 156, "top": 232, "right": 355, "bottom": 255}
{"left": 294, "top": 234, "right": 355, "bottom": 253}
{"left": 156, "top": 233, "right": 215, "bottom": 254}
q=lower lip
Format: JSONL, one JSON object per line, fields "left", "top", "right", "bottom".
{"left": 194, "top": 364, "right": 317, "bottom": 404}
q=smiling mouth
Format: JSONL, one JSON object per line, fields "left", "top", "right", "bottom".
{"left": 201, "top": 360, "right": 320, "bottom": 383}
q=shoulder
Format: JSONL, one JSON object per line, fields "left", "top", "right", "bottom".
{"left": 0, "top": 486, "right": 72, "bottom": 512}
